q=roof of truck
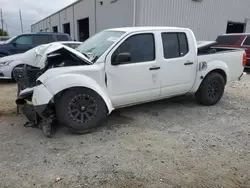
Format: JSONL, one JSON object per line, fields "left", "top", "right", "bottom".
{"left": 106, "top": 27, "right": 190, "bottom": 32}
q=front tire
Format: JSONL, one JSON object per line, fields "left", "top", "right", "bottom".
{"left": 195, "top": 72, "right": 225, "bottom": 106}
{"left": 55, "top": 88, "right": 107, "bottom": 133}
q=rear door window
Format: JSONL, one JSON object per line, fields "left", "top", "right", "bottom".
{"left": 161, "top": 32, "right": 189, "bottom": 59}
{"left": 34, "top": 35, "right": 53, "bottom": 45}
{"left": 216, "top": 35, "right": 241, "bottom": 45}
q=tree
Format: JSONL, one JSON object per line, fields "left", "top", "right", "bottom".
{"left": 0, "top": 29, "right": 8, "bottom": 36}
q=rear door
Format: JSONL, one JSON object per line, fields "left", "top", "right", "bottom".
{"left": 10, "top": 35, "right": 35, "bottom": 54}
{"left": 158, "top": 31, "right": 197, "bottom": 96}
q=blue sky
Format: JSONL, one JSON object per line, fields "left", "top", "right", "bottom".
{"left": 0, "top": 0, "right": 75, "bottom": 36}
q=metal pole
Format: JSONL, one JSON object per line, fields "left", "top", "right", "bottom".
{"left": 133, "top": 0, "right": 137, "bottom": 26}
{"left": 19, "top": 9, "right": 23, "bottom": 33}
{"left": 1, "top": 9, "right": 4, "bottom": 36}
{"left": 5, "top": 23, "right": 8, "bottom": 34}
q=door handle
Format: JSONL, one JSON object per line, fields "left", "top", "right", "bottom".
{"left": 184, "top": 61, "right": 194, "bottom": 66}
{"left": 149, "top": 66, "right": 161, "bottom": 70}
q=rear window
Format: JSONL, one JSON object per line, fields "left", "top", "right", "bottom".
{"left": 56, "top": 35, "right": 70, "bottom": 41}
{"left": 216, "top": 35, "right": 241, "bottom": 45}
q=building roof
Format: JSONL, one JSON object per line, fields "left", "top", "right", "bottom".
{"left": 31, "top": 0, "right": 82, "bottom": 26}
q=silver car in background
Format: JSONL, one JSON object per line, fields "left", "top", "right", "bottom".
{"left": 0, "top": 41, "right": 82, "bottom": 80}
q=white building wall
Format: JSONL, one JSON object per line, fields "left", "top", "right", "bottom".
{"left": 50, "top": 14, "right": 60, "bottom": 32}
{"left": 38, "top": 21, "right": 43, "bottom": 32}
{"left": 44, "top": 18, "right": 50, "bottom": 32}
{"left": 59, "top": 6, "right": 74, "bottom": 38}
{"left": 95, "top": 0, "right": 134, "bottom": 32}
{"left": 136, "top": 0, "right": 250, "bottom": 40}
{"left": 31, "top": 0, "right": 250, "bottom": 40}
{"left": 73, "top": 0, "right": 96, "bottom": 40}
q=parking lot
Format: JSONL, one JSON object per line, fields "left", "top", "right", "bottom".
{"left": 0, "top": 75, "right": 250, "bottom": 188}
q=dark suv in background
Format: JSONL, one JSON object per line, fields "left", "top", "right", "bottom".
{"left": 216, "top": 34, "right": 250, "bottom": 67}
{"left": 0, "top": 32, "right": 72, "bottom": 57}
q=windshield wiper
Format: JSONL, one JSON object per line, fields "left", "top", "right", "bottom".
{"left": 82, "top": 52, "right": 89, "bottom": 59}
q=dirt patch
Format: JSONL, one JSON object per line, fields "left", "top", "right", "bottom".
{"left": 0, "top": 82, "right": 17, "bottom": 116}
{"left": 0, "top": 76, "right": 250, "bottom": 187}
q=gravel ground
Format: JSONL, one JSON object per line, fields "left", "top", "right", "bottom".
{"left": 0, "top": 75, "right": 250, "bottom": 188}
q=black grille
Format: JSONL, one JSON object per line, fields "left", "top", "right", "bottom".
{"left": 21, "top": 65, "right": 43, "bottom": 88}
{"left": 14, "top": 65, "right": 42, "bottom": 91}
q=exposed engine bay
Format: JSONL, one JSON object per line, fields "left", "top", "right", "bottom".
{"left": 18, "top": 48, "right": 91, "bottom": 89}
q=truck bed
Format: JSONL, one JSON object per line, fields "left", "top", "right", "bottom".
{"left": 198, "top": 47, "right": 245, "bottom": 82}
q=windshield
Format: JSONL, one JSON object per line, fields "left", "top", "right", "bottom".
{"left": 3, "top": 36, "right": 17, "bottom": 44}
{"left": 76, "top": 30, "right": 125, "bottom": 62}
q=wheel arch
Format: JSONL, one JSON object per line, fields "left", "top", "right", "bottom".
{"left": 205, "top": 69, "right": 227, "bottom": 85}
{"left": 39, "top": 73, "right": 114, "bottom": 114}
{"left": 191, "top": 61, "right": 229, "bottom": 93}
{"left": 54, "top": 86, "right": 112, "bottom": 114}
{"left": 193, "top": 69, "right": 227, "bottom": 93}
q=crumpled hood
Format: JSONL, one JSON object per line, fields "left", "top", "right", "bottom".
{"left": 0, "top": 53, "right": 24, "bottom": 63}
{"left": 20, "top": 43, "right": 92, "bottom": 69}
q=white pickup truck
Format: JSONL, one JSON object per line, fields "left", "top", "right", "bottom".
{"left": 17, "top": 27, "right": 245, "bottom": 135}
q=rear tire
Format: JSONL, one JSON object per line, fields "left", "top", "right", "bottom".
{"left": 195, "top": 72, "right": 225, "bottom": 106}
{"left": 55, "top": 88, "right": 107, "bottom": 134}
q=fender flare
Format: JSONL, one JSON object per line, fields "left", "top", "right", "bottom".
{"left": 39, "top": 74, "right": 114, "bottom": 114}
{"left": 191, "top": 60, "right": 229, "bottom": 93}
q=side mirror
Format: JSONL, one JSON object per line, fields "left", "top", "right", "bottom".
{"left": 112, "top": 53, "right": 131, "bottom": 65}
{"left": 12, "top": 41, "right": 17, "bottom": 47}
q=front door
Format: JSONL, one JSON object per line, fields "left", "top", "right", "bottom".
{"left": 105, "top": 32, "right": 161, "bottom": 107}
{"left": 158, "top": 31, "right": 197, "bottom": 96}
{"left": 10, "top": 35, "right": 35, "bottom": 54}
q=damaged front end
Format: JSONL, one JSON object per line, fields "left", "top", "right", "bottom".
{"left": 14, "top": 44, "right": 92, "bottom": 137}
{"left": 16, "top": 86, "right": 57, "bottom": 137}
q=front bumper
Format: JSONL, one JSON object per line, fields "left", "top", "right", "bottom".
{"left": 16, "top": 84, "right": 54, "bottom": 121}
{"left": 32, "top": 84, "right": 54, "bottom": 107}
{"left": 16, "top": 84, "right": 57, "bottom": 137}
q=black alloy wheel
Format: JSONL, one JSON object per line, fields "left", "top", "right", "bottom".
{"left": 68, "top": 94, "right": 98, "bottom": 124}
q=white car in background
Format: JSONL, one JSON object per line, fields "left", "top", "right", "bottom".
{"left": 0, "top": 41, "right": 82, "bottom": 80}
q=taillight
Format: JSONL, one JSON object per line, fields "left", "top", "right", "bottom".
{"left": 243, "top": 52, "right": 247, "bottom": 67}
